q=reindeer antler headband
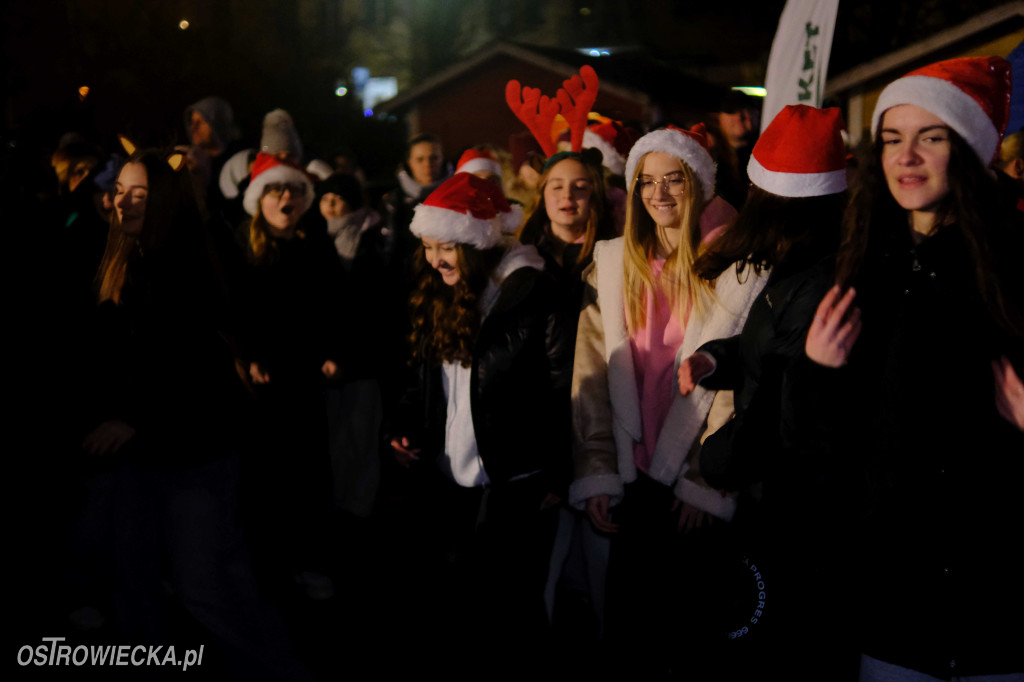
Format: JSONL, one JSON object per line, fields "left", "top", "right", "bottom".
{"left": 506, "top": 65, "right": 600, "bottom": 159}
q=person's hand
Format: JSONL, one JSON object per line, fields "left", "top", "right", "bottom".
{"left": 82, "top": 420, "right": 136, "bottom": 456}
{"left": 321, "top": 359, "right": 341, "bottom": 380}
{"left": 678, "top": 351, "right": 716, "bottom": 395}
{"left": 805, "top": 285, "right": 862, "bottom": 367}
{"left": 992, "top": 356, "right": 1024, "bottom": 431}
{"left": 585, "top": 494, "right": 619, "bottom": 534}
{"left": 672, "top": 498, "right": 712, "bottom": 534}
{"left": 539, "top": 493, "right": 561, "bottom": 511}
{"left": 389, "top": 437, "right": 421, "bottom": 468}
{"left": 249, "top": 362, "right": 270, "bottom": 384}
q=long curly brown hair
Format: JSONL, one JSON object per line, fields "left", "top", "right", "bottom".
{"left": 408, "top": 242, "right": 505, "bottom": 367}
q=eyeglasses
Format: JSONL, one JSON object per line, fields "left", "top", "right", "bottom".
{"left": 636, "top": 172, "right": 687, "bottom": 198}
{"left": 264, "top": 182, "right": 307, "bottom": 198}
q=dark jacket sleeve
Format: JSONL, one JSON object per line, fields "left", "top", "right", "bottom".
{"left": 696, "top": 335, "right": 743, "bottom": 391}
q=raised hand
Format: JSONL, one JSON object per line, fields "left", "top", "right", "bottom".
{"left": 249, "top": 362, "right": 271, "bottom": 384}
{"left": 992, "top": 355, "right": 1024, "bottom": 431}
{"left": 805, "top": 285, "right": 862, "bottom": 367}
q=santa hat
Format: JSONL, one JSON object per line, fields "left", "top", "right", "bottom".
{"left": 583, "top": 119, "right": 637, "bottom": 176}
{"left": 456, "top": 149, "right": 503, "bottom": 180}
{"left": 871, "top": 56, "right": 1011, "bottom": 165}
{"left": 305, "top": 159, "right": 333, "bottom": 181}
{"left": 219, "top": 148, "right": 255, "bottom": 200}
{"left": 747, "top": 105, "right": 847, "bottom": 198}
{"left": 625, "top": 124, "right": 716, "bottom": 202}
{"left": 410, "top": 173, "right": 522, "bottom": 249}
{"left": 243, "top": 152, "right": 314, "bottom": 216}
{"left": 261, "top": 108, "right": 304, "bottom": 160}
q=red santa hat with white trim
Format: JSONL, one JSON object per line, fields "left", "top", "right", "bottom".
{"left": 410, "top": 173, "right": 522, "bottom": 249}
{"left": 456, "top": 148, "right": 503, "bottom": 180}
{"left": 583, "top": 118, "right": 638, "bottom": 177}
{"left": 625, "top": 124, "right": 717, "bottom": 202}
{"left": 871, "top": 56, "right": 1011, "bottom": 165}
{"left": 243, "top": 152, "right": 314, "bottom": 216}
{"left": 747, "top": 104, "right": 848, "bottom": 197}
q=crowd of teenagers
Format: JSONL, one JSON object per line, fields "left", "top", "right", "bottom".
{"left": 25, "top": 56, "right": 1024, "bottom": 681}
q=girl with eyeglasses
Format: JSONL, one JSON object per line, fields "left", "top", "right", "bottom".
{"left": 804, "top": 57, "right": 1024, "bottom": 680}
{"left": 239, "top": 152, "right": 349, "bottom": 598}
{"left": 569, "top": 124, "right": 767, "bottom": 676}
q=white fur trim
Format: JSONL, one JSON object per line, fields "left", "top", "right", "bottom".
{"left": 410, "top": 203, "right": 503, "bottom": 250}
{"left": 219, "top": 148, "right": 252, "bottom": 200}
{"left": 457, "top": 158, "right": 503, "bottom": 178}
{"left": 493, "top": 243, "right": 545, "bottom": 283}
{"left": 871, "top": 75, "right": 999, "bottom": 164}
{"left": 644, "top": 264, "right": 768, "bottom": 518}
{"left": 675, "top": 473, "right": 736, "bottom": 521}
{"left": 568, "top": 473, "right": 626, "bottom": 510}
{"left": 625, "top": 129, "right": 717, "bottom": 202}
{"left": 583, "top": 129, "right": 625, "bottom": 176}
{"left": 593, "top": 238, "right": 642, "bottom": 491}
{"left": 747, "top": 155, "right": 847, "bottom": 197}
{"left": 243, "top": 163, "right": 314, "bottom": 216}
{"left": 305, "top": 158, "right": 333, "bottom": 181}
{"left": 587, "top": 237, "right": 767, "bottom": 518}
{"left": 501, "top": 203, "right": 524, "bottom": 234}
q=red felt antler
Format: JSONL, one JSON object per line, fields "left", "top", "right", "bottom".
{"left": 505, "top": 79, "right": 561, "bottom": 158}
{"left": 555, "top": 65, "right": 600, "bottom": 152}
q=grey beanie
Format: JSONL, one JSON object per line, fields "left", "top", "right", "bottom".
{"left": 260, "top": 108, "right": 303, "bottom": 160}
{"left": 184, "top": 96, "right": 239, "bottom": 149}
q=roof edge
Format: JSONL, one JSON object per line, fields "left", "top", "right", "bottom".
{"left": 825, "top": 2, "right": 1024, "bottom": 95}
{"left": 377, "top": 41, "right": 649, "bottom": 113}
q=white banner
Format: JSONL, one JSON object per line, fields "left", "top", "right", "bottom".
{"left": 761, "top": 0, "right": 840, "bottom": 133}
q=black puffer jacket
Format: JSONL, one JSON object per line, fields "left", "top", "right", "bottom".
{"left": 397, "top": 256, "right": 574, "bottom": 491}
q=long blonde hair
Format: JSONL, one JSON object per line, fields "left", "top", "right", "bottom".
{"left": 622, "top": 154, "right": 713, "bottom": 331}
